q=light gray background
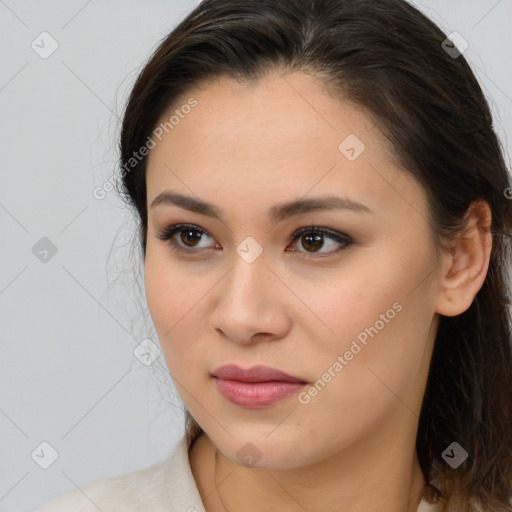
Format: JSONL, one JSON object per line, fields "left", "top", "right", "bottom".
{"left": 1, "top": 1, "right": 511, "bottom": 511}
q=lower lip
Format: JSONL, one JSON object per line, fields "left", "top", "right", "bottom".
{"left": 213, "top": 378, "right": 306, "bottom": 408}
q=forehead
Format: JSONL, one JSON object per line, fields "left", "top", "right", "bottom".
{"left": 147, "top": 71, "right": 393, "bottom": 169}
{"left": 149, "top": 72, "right": 394, "bottom": 157}
{"left": 145, "top": 71, "right": 427, "bottom": 223}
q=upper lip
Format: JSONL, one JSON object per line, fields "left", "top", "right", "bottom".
{"left": 212, "top": 364, "right": 307, "bottom": 383}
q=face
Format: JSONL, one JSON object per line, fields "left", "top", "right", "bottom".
{"left": 144, "top": 71, "right": 443, "bottom": 470}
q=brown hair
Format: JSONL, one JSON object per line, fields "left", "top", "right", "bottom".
{"left": 117, "top": 0, "right": 512, "bottom": 509}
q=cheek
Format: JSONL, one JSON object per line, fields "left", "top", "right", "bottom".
{"left": 297, "top": 265, "right": 401, "bottom": 352}
{"left": 294, "top": 292, "right": 432, "bottom": 452}
{"left": 301, "top": 241, "right": 436, "bottom": 383}
{"left": 143, "top": 249, "right": 215, "bottom": 372}
{"left": 307, "top": 258, "right": 435, "bottom": 406}
{"left": 144, "top": 247, "right": 199, "bottom": 329}
{"left": 144, "top": 254, "right": 176, "bottom": 332}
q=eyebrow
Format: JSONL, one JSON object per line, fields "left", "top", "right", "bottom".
{"left": 150, "top": 191, "right": 375, "bottom": 223}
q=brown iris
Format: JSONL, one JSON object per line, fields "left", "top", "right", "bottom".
{"left": 181, "top": 229, "right": 203, "bottom": 247}
{"left": 301, "top": 233, "right": 324, "bottom": 252}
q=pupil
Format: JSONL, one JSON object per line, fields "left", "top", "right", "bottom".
{"left": 181, "top": 229, "right": 202, "bottom": 246}
{"left": 302, "top": 233, "right": 323, "bottom": 252}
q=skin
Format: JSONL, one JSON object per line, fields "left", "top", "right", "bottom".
{"left": 144, "top": 71, "right": 492, "bottom": 512}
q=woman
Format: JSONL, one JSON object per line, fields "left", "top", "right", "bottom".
{"left": 37, "top": 0, "right": 512, "bottom": 510}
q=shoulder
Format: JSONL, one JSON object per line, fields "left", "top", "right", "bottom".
{"left": 36, "top": 455, "right": 173, "bottom": 512}
{"left": 35, "top": 435, "right": 207, "bottom": 512}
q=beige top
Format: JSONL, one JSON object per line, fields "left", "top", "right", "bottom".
{"left": 36, "top": 434, "right": 445, "bottom": 512}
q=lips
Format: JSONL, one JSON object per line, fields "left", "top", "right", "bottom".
{"left": 211, "top": 364, "right": 308, "bottom": 408}
{"left": 212, "top": 364, "right": 307, "bottom": 383}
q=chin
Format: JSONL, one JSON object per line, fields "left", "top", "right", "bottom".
{"left": 208, "top": 424, "right": 321, "bottom": 470}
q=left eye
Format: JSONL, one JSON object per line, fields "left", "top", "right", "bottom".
{"left": 156, "top": 224, "right": 353, "bottom": 256}
{"left": 287, "top": 226, "right": 353, "bottom": 255}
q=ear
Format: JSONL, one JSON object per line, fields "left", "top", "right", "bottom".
{"left": 435, "top": 199, "right": 493, "bottom": 317}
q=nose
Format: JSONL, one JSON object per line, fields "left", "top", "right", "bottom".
{"left": 211, "top": 249, "right": 291, "bottom": 345}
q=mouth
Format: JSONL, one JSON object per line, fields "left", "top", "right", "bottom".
{"left": 211, "top": 364, "right": 308, "bottom": 408}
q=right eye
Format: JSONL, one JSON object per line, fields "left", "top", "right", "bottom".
{"left": 156, "top": 223, "right": 220, "bottom": 253}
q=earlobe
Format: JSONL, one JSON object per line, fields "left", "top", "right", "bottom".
{"left": 435, "top": 200, "right": 493, "bottom": 317}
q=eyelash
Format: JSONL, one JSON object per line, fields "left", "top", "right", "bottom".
{"left": 156, "top": 223, "right": 353, "bottom": 257}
